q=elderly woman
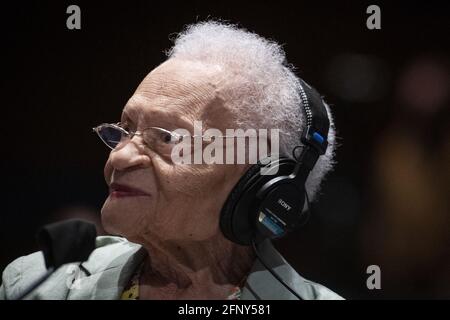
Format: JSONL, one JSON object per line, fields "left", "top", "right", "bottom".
{"left": 0, "top": 22, "right": 342, "bottom": 300}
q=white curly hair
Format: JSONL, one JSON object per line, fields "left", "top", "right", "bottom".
{"left": 166, "top": 21, "right": 337, "bottom": 201}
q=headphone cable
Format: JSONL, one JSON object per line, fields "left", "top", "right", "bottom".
{"left": 251, "top": 238, "right": 304, "bottom": 300}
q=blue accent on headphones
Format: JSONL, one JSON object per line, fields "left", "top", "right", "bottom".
{"left": 259, "top": 212, "right": 285, "bottom": 237}
{"left": 313, "top": 132, "right": 324, "bottom": 144}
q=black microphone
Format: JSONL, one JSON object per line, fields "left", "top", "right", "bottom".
{"left": 14, "top": 219, "right": 97, "bottom": 300}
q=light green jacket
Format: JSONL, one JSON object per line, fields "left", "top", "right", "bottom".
{"left": 0, "top": 236, "right": 343, "bottom": 300}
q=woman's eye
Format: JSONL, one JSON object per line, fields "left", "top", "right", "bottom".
{"left": 160, "top": 132, "right": 178, "bottom": 144}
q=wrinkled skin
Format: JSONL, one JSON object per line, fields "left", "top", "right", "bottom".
{"left": 101, "top": 59, "right": 255, "bottom": 299}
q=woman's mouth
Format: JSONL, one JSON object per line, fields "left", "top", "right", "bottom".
{"left": 109, "top": 183, "right": 151, "bottom": 198}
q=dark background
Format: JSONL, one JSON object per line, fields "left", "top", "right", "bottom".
{"left": 1, "top": 1, "right": 449, "bottom": 299}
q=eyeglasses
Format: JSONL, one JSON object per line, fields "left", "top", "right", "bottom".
{"left": 93, "top": 122, "right": 274, "bottom": 159}
{"left": 92, "top": 122, "right": 187, "bottom": 156}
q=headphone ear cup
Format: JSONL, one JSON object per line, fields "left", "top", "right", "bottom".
{"left": 220, "top": 164, "right": 262, "bottom": 244}
{"left": 220, "top": 157, "right": 297, "bottom": 245}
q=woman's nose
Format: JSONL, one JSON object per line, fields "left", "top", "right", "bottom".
{"left": 108, "top": 140, "right": 151, "bottom": 171}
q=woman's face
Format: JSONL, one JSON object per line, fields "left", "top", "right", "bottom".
{"left": 101, "top": 59, "right": 246, "bottom": 244}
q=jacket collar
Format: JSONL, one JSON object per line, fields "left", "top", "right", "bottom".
{"left": 67, "top": 239, "right": 146, "bottom": 300}
{"left": 67, "top": 237, "right": 341, "bottom": 300}
{"left": 241, "top": 239, "right": 343, "bottom": 300}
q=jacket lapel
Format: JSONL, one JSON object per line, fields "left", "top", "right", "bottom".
{"left": 241, "top": 239, "right": 342, "bottom": 300}
{"left": 67, "top": 240, "right": 146, "bottom": 300}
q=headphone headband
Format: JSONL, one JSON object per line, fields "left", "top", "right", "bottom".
{"left": 298, "top": 79, "right": 329, "bottom": 156}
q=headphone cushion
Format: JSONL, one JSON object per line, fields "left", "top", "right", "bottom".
{"left": 219, "top": 164, "right": 262, "bottom": 243}
{"left": 220, "top": 157, "right": 297, "bottom": 244}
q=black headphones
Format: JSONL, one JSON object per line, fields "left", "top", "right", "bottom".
{"left": 220, "top": 79, "right": 330, "bottom": 246}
